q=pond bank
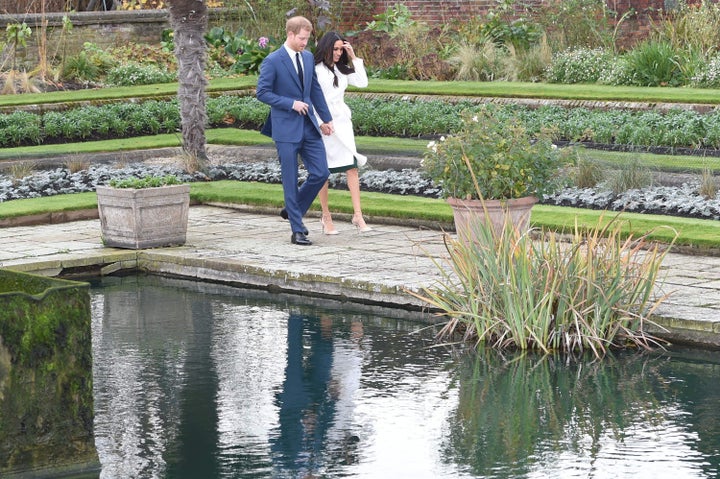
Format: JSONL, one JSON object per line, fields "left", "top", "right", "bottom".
{"left": 1, "top": 204, "right": 719, "bottom": 350}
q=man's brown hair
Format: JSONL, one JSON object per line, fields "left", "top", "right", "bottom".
{"left": 286, "top": 16, "right": 312, "bottom": 34}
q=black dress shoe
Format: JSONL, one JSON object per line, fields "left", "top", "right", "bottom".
{"left": 291, "top": 232, "right": 312, "bottom": 245}
{"left": 280, "top": 208, "right": 308, "bottom": 234}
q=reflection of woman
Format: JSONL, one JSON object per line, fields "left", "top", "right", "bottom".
{"left": 313, "top": 31, "right": 371, "bottom": 234}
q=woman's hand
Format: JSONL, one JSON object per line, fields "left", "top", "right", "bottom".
{"left": 343, "top": 41, "right": 356, "bottom": 60}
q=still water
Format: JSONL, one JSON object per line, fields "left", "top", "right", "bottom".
{"left": 89, "top": 274, "right": 720, "bottom": 479}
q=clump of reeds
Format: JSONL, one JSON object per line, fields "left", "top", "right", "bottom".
{"left": 411, "top": 213, "right": 675, "bottom": 358}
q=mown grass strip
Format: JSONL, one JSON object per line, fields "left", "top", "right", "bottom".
{"left": 0, "top": 130, "right": 428, "bottom": 160}
{"left": 0, "top": 77, "right": 257, "bottom": 107}
{"left": 2, "top": 78, "right": 720, "bottom": 108}
{"left": 531, "top": 205, "right": 720, "bottom": 248}
{"left": 0, "top": 192, "right": 98, "bottom": 218}
{"left": 1, "top": 181, "right": 718, "bottom": 250}
{"left": 356, "top": 80, "right": 720, "bottom": 105}
{"left": 578, "top": 147, "right": 720, "bottom": 172}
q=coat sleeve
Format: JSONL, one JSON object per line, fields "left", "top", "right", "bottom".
{"left": 348, "top": 58, "right": 368, "bottom": 88}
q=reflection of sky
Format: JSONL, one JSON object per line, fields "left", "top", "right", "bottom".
{"left": 211, "top": 304, "right": 287, "bottom": 475}
{"left": 351, "top": 372, "right": 467, "bottom": 479}
{"left": 529, "top": 412, "right": 713, "bottom": 478}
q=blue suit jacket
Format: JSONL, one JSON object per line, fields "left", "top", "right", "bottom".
{"left": 256, "top": 48, "right": 332, "bottom": 142}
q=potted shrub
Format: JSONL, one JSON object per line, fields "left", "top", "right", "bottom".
{"left": 96, "top": 175, "right": 190, "bottom": 249}
{"left": 422, "top": 106, "right": 569, "bottom": 239}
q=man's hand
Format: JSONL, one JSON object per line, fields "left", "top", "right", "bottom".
{"left": 293, "top": 100, "right": 309, "bottom": 115}
{"left": 320, "top": 121, "right": 334, "bottom": 136}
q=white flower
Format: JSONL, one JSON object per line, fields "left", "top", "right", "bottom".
{"left": 427, "top": 141, "right": 437, "bottom": 152}
{"left": 440, "top": 136, "right": 446, "bottom": 142}
{"left": 472, "top": 115, "right": 478, "bottom": 122}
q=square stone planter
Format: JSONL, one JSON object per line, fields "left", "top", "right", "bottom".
{"left": 96, "top": 184, "right": 190, "bottom": 249}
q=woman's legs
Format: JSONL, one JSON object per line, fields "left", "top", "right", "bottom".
{"left": 347, "top": 168, "right": 372, "bottom": 231}
{"left": 318, "top": 181, "right": 338, "bottom": 234}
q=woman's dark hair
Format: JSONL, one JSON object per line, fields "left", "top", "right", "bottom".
{"left": 313, "top": 31, "right": 355, "bottom": 87}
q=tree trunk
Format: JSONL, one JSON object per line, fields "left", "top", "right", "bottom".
{"left": 168, "top": 0, "right": 209, "bottom": 171}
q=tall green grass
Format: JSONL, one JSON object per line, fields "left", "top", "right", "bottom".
{"left": 412, "top": 213, "right": 675, "bottom": 357}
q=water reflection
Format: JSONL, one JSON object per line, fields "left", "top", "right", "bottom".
{"left": 445, "top": 351, "right": 720, "bottom": 478}
{"left": 88, "top": 274, "right": 720, "bottom": 479}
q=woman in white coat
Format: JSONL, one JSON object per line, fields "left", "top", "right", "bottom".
{"left": 313, "top": 32, "right": 371, "bottom": 234}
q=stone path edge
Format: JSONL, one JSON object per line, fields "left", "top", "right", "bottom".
{"left": 3, "top": 243, "right": 719, "bottom": 349}
{"left": 4, "top": 248, "right": 436, "bottom": 323}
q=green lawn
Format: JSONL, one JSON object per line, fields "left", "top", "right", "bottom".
{"left": 1, "top": 79, "right": 719, "bottom": 251}
{"left": 0, "top": 129, "right": 428, "bottom": 160}
{"left": 2, "top": 78, "right": 718, "bottom": 108}
{"left": 1, "top": 181, "right": 718, "bottom": 251}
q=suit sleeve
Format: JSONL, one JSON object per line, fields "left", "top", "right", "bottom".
{"left": 256, "top": 54, "right": 295, "bottom": 112}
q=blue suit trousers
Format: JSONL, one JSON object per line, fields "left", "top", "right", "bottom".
{"left": 276, "top": 116, "right": 330, "bottom": 233}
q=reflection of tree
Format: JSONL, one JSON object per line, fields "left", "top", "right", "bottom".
{"left": 655, "top": 348, "right": 720, "bottom": 477}
{"left": 441, "top": 350, "right": 698, "bottom": 477}
{"left": 93, "top": 276, "right": 195, "bottom": 479}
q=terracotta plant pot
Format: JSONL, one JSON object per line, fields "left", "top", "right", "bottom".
{"left": 447, "top": 196, "right": 538, "bottom": 241}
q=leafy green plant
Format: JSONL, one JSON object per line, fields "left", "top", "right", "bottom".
{"left": 652, "top": 0, "right": 720, "bottom": 57}
{"left": 5, "top": 21, "right": 31, "bottom": 71}
{"left": 204, "top": 27, "right": 279, "bottom": 75}
{"left": 422, "top": 106, "right": 568, "bottom": 200}
{"left": 411, "top": 215, "right": 674, "bottom": 357}
{"left": 233, "top": 35, "right": 280, "bottom": 75}
{"left": 105, "top": 62, "right": 176, "bottom": 86}
{"left": 480, "top": 6, "right": 544, "bottom": 51}
{"left": 620, "top": 40, "right": 688, "bottom": 87}
{"left": 61, "top": 51, "right": 101, "bottom": 83}
{"left": 364, "top": 3, "right": 416, "bottom": 37}
{"left": 691, "top": 52, "right": 720, "bottom": 88}
{"left": 108, "top": 175, "right": 181, "bottom": 189}
{"left": 546, "top": 47, "right": 615, "bottom": 84}
{"left": 531, "top": 0, "right": 624, "bottom": 51}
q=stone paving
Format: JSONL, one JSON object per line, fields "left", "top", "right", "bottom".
{"left": 1, "top": 204, "right": 719, "bottom": 348}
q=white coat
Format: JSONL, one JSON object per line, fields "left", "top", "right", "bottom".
{"left": 314, "top": 58, "right": 369, "bottom": 169}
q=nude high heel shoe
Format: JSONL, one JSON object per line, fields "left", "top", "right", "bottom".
{"left": 351, "top": 213, "right": 373, "bottom": 233}
{"left": 321, "top": 214, "right": 339, "bottom": 235}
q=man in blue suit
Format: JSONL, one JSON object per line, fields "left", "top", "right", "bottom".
{"left": 257, "top": 16, "right": 334, "bottom": 246}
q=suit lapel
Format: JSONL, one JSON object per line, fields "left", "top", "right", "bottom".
{"left": 283, "top": 49, "right": 304, "bottom": 91}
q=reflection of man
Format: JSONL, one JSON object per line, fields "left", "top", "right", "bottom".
{"left": 256, "top": 16, "right": 334, "bottom": 246}
{"left": 271, "top": 314, "right": 336, "bottom": 477}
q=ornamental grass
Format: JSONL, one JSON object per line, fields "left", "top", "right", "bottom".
{"left": 412, "top": 214, "right": 676, "bottom": 358}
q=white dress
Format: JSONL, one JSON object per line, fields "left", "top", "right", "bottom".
{"left": 314, "top": 58, "right": 369, "bottom": 170}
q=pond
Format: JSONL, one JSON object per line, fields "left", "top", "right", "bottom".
{"left": 86, "top": 274, "right": 720, "bottom": 479}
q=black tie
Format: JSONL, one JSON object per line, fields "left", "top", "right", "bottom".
{"left": 296, "top": 52, "right": 304, "bottom": 90}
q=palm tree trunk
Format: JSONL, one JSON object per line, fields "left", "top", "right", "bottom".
{"left": 168, "top": 0, "right": 209, "bottom": 170}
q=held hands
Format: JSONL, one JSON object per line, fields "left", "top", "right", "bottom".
{"left": 293, "top": 100, "right": 309, "bottom": 115}
{"left": 320, "top": 121, "right": 334, "bottom": 136}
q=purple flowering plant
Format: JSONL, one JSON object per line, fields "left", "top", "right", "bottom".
{"left": 234, "top": 34, "right": 279, "bottom": 75}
